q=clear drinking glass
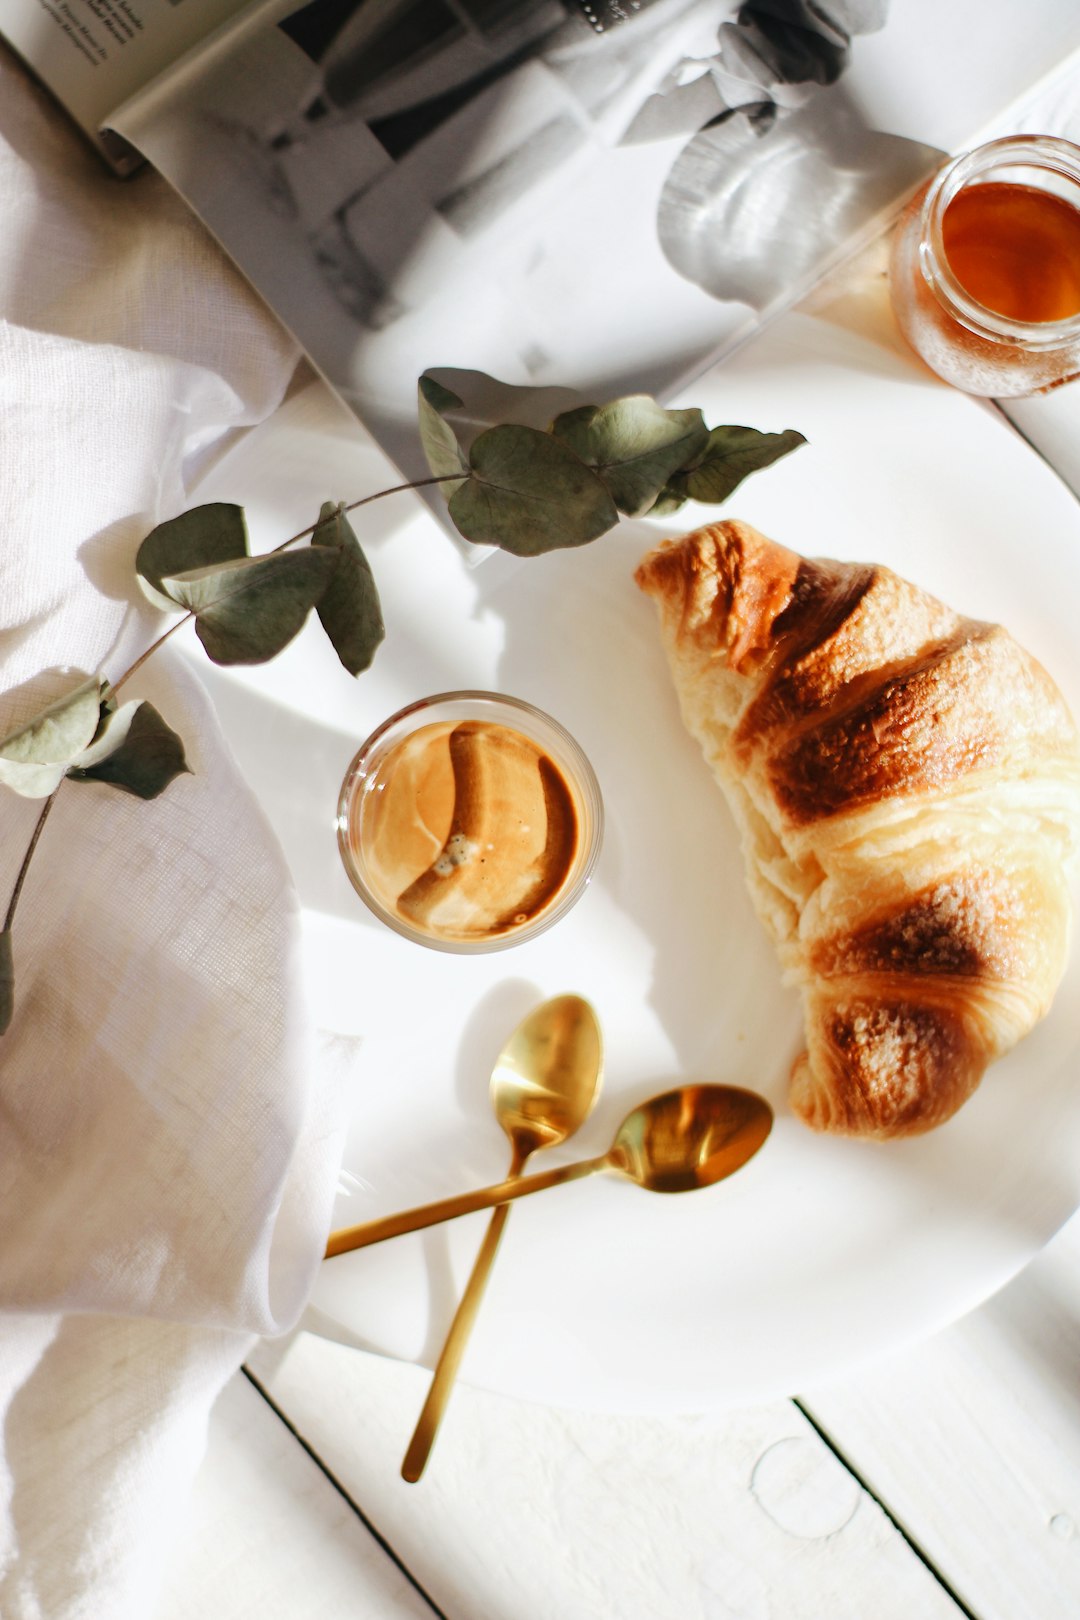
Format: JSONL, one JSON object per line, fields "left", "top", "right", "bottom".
{"left": 337, "top": 691, "right": 604, "bottom": 953}
{"left": 888, "top": 134, "right": 1080, "bottom": 397}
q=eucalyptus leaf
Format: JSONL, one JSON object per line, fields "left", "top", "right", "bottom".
{"left": 162, "top": 548, "right": 338, "bottom": 665}
{"left": 68, "top": 702, "right": 190, "bottom": 799}
{"left": 68, "top": 698, "right": 141, "bottom": 771}
{"left": 552, "top": 397, "right": 710, "bottom": 517}
{"left": 81, "top": 699, "right": 133, "bottom": 758}
{"left": 0, "top": 673, "right": 103, "bottom": 766}
{"left": 417, "top": 377, "right": 468, "bottom": 493}
{"left": 136, "top": 503, "right": 250, "bottom": 611}
{"left": 0, "top": 757, "right": 68, "bottom": 798}
{"left": 0, "top": 930, "right": 12, "bottom": 1036}
{"left": 312, "top": 503, "right": 385, "bottom": 676}
{"left": 0, "top": 674, "right": 106, "bottom": 794}
{"left": 449, "top": 424, "right": 618, "bottom": 555}
{"left": 681, "top": 425, "right": 806, "bottom": 505}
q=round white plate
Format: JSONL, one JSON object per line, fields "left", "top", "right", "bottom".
{"left": 190, "top": 313, "right": 1080, "bottom": 1413}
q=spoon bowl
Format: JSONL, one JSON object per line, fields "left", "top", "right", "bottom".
{"left": 607, "top": 1085, "right": 774, "bottom": 1194}
{"left": 492, "top": 993, "right": 604, "bottom": 1169}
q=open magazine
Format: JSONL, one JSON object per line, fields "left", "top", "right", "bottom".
{"left": 5, "top": 0, "right": 1080, "bottom": 510}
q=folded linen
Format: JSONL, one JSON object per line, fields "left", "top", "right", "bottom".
{"left": 0, "top": 45, "right": 348, "bottom": 1620}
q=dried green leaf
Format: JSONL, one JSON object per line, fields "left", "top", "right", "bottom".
{"left": 74, "top": 697, "right": 139, "bottom": 765}
{"left": 136, "top": 503, "right": 250, "bottom": 611}
{"left": 552, "top": 397, "right": 710, "bottom": 517}
{"left": 448, "top": 424, "right": 618, "bottom": 556}
{"left": 162, "top": 548, "right": 338, "bottom": 665}
{"left": 682, "top": 426, "right": 807, "bottom": 505}
{"left": 417, "top": 376, "right": 468, "bottom": 494}
{"left": 311, "top": 503, "right": 385, "bottom": 676}
{"left": 0, "top": 673, "right": 103, "bottom": 766}
{"left": 0, "top": 759, "right": 68, "bottom": 798}
{"left": 0, "top": 930, "right": 12, "bottom": 1035}
{"left": 0, "top": 673, "right": 106, "bottom": 795}
{"left": 68, "top": 702, "right": 190, "bottom": 799}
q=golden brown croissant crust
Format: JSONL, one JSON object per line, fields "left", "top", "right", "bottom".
{"left": 636, "top": 520, "right": 1080, "bottom": 1138}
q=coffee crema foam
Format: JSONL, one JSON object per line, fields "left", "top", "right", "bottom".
{"left": 351, "top": 720, "right": 580, "bottom": 942}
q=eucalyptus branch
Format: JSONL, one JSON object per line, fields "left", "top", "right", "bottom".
{"left": 0, "top": 372, "right": 806, "bottom": 1038}
{"left": 5, "top": 471, "right": 463, "bottom": 967}
{"left": 113, "top": 472, "right": 462, "bottom": 694}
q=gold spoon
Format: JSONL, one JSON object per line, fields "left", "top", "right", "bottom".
{"left": 401, "top": 993, "right": 603, "bottom": 1483}
{"left": 325, "top": 1083, "right": 773, "bottom": 1258}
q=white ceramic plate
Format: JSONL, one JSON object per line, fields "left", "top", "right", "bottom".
{"left": 189, "top": 313, "right": 1080, "bottom": 1414}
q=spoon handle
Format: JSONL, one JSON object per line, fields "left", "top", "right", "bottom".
{"left": 324, "top": 1153, "right": 607, "bottom": 1257}
{"left": 400, "top": 1200, "right": 512, "bottom": 1483}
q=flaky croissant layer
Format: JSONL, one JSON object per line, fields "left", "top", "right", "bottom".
{"left": 636, "top": 520, "right": 1080, "bottom": 1138}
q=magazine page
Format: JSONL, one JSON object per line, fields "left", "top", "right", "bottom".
{"left": 108, "top": 0, "right": 1080, "bottom": 503}
{"left": 0, "top": 0, "right": 264, "bottom": 167}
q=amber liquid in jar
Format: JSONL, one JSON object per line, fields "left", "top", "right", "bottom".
{"left": 941, "top": 182, "right": 1080, "bottom": 323}
{"left": 888, "top": 135, "right": 1080, "bottom": 397}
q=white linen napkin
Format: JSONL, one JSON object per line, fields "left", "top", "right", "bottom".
{"left": 0, "top": 48, "right": 350, "bottom": 1619}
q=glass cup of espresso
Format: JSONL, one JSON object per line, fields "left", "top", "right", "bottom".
{"left": 888, "top": 134, "right": 1080, "bottom": 397}
{"left": 337, "top": 691, "right": 604, "bottom": 952}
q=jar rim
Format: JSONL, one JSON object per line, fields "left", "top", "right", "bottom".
{"left": 919, "top": 133, "right": 1080, "bottom": 347}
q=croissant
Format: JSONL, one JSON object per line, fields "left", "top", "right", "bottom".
{"left": 635, "top": 520, "right": 1080, "bottom": 1138}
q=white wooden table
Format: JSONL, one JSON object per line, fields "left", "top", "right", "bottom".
{"left": 151, "top": 1209, "right": 1080, "bottom": 1619}
{"left": 149, "top": 66, "right": 1080, "bottom": 1620}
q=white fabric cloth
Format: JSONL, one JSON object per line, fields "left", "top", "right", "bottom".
{"left": 0, "top": 48, "right": 349, "bottom": 1618}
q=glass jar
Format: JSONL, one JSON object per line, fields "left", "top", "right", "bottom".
{"left": 337, "top": 691, "right": 603, "bottom": 953}
{"left": 888, "top": 134, "right": 1080, "bottom": 397}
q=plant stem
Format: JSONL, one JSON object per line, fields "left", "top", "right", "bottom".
{"left": 345, "top": 473, "right": 460, "bottom": 513}
{"left": 111, "top": 613, "right": 193, "bottom": 695}
{"left": 272, "top": 473, "right": 462, "bottom": 552}
{"left": 4, "top": 789, "right": 58, "bottom": 933}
